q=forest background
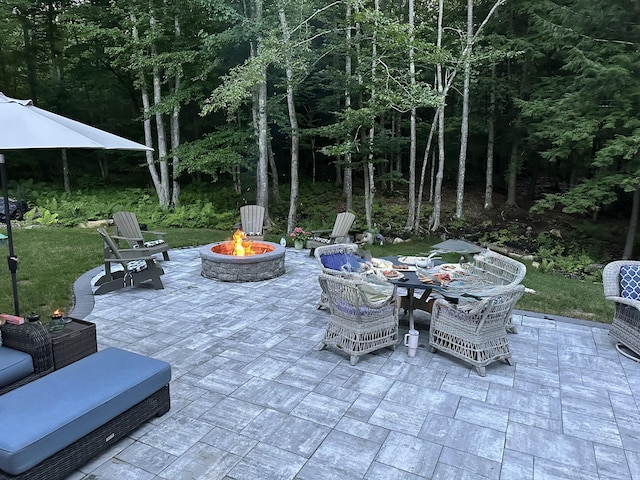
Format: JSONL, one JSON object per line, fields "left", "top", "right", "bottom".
{"left": 0, "top": 0, "right": 639, "bottom": 271}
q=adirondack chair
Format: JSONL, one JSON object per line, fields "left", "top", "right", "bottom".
{"left": 240, "top": 205, "right": 267, "bottom": 241}
{"left": 307, "top": 212, "right": 356, "bottom": 256}
{"left": 112, "top": 211, "right": 170, "bottom": 261}
{"left": 94, "top": 228, "right": 165, "bottom": 295}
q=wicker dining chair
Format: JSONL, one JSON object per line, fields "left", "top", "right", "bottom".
{"left": 317, "top": 273, "right": 399, "bottom": 365}
{"left": 464, "top": 250, "right": 526, "bottom": 333}
{"left": 603, "top": 260, "right": 640, "bottom": 360}
{"left": 314, "top": 243, "right": 369, "bottom": 309}
{"left": 428, "top": 285, "right": 525, "bottom": 376}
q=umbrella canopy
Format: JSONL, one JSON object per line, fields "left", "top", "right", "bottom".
{"left": 0, "top": 92, "right": 151, "bottom": 151}
{"left": 0, "top": 92, "right": 153, "bottom": 316}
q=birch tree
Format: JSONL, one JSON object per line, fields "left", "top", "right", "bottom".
{"left": 454, "top": 0, "right": 473, "bottom": 219}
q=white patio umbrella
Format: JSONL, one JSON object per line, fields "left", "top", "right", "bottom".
{"left": 0, "top": 92, "right": 152, "bottom": 316}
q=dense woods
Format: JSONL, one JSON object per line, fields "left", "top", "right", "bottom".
{"left": 1, "top": 0, "right": 639, "bottom": 255}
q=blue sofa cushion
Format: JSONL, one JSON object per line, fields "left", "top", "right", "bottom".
{"left": 0, "top": 347, "right": 34, "bottom": 389}
{"left": 0, "top": 347, "right": 171, "bottom": 475}
{"left": 620, "top": 265, "right": 640, "bottom": 300}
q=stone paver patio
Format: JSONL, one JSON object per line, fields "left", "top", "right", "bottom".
{"left": 66, "top": 246, "right": 640, "bottom": 479}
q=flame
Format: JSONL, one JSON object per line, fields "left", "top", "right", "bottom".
{"left": 232, "top": 229, "right": 255, "bottom": 256}
{"left": 52, "top": 309, "right": 63, "bottom": 318}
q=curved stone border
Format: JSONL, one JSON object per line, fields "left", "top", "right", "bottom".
{"left": 200, "top": 242, "right": 286, "bottom": 282}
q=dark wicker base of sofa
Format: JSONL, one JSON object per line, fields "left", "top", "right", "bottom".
{"left": 0, "top": 384, "right": 170, "bottom": 480}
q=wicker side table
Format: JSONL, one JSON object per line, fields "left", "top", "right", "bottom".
{"left": 48, "top": 318, "right": 97, "bottom": 370}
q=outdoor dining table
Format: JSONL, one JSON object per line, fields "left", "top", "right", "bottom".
{"left": 379, "top": 255, "right": 495, "bottom": 332}
{"left": 380, "top": 256, "right": 436, "bottom": 331}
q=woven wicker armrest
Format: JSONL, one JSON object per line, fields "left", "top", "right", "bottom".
{"left": 606, "top": 295, "right": 640, "bottom": 310}
{"left": 0, "top": 322, "right": 54, "bottom": 374}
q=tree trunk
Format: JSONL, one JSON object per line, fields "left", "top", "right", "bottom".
{"left": 170, "top": 14, "right": 181, "bottom": 208}
{"left": 506, "top": 141, "right": 519, "bottom": 206}
{"left": 365, "top": 0, "right": 379, "bottom": 230}
{"left": 430, "top": 0, "right": 445, "bottom": 232}
{"left": 18, "top": 14, "right": 38, "bottom": 101}
{"left": 131, "top": 14, "right": 162, "bottom": 201}
{"left": 623, "top": 187, "right": 639, "bottom": 259}
{"left": 406, "top": 0, "right": 416, "bottom": 229}
{"left": 279, "top": 8, "right": 299, "bottom": 233}
{"left": 484, "top": 62, "right": 496, "bottom": 210}
{"left": 61, "top": 149, "right": 70, "bottom": 193}
{"left": 415, "top": 112, "right": 438, "bottom": 231}
{"left": 343, "top": 3, "right": 353, "bottom": 212}
{"left": 149, "top": 7, "right": 170, "bottom": 207}
{"left": 455, "top": 0, "right": 473, "bottom": 219}
{"left": 269, "top": 143, "right": 280, "bottom": 205}
{"left": 254, "top": 0, "right": 269, "bottom": 216}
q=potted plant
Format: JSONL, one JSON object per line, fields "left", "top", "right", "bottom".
{"left": 289, "top": 227, "right": 312, "bottom": 249}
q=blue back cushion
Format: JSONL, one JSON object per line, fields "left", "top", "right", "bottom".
{"left": 321, "top": 253, "right": 364, "bottom": 273}
{"left": 620, "top": 265, "right": 640, "bottom": 299}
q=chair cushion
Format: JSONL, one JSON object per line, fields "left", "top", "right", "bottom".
{"left": 310, "top": 237, "right": 330, "bottom": 244}
{"left": 143, "top": 239, "right": 165, "bottom": 248}
{"left": 0, "top": 346, "right": 34, "bottom": 389}
{"left": 321, "top": 253, "right": 366, "bottom": 273}
{"left": 620, "top": 265, "right": 640, "bottom": 299}
{"left": 358, "top": 281, "right": 394, "bottom": 304}
{"left": 127, "top": 260, "right": 148, "bottom": 273}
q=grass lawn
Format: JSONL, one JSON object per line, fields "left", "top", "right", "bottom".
{"left": 0, "top": 227, "right": 614, "bottom": 324}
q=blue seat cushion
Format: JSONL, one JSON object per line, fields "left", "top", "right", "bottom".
{"left": 0, "top": 347, "right": 171, "bottom": 475}
{"left": 0, "top": 347, "right": 34, "bottom": 389}
{"left": 620, "top": 265, "right": 640, "bottom": 300}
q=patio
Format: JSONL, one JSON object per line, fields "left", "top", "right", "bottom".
{"left": 65, "top": 246, "right": 640, "bottom": 480}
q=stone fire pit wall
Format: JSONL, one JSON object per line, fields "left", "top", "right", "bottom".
{"left": 200, "top": 242, "right": 286, "bottom": 282}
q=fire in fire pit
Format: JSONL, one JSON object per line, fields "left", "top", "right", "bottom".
{"left": 200, "top": 230, "right": 285, "bottom": 282}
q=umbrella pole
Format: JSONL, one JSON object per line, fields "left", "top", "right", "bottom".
{"left": 0, "top": 154, "right": 20, "bottom": 316}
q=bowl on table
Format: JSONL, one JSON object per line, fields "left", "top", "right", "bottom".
{"left": 414, "top": 257, "right": 433, "bottom": 269}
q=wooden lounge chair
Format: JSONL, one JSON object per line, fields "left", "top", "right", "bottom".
{"left": 307, "top": 212, "right": 356, "bottom": 256}
{"left": 112, "top": 211, "right": 170, "bottom": 261}
{"left": 94, "top": 228, "right": 164, "bottom": 295}
{"left": 240, "top": 205, "right": 267, "bottom": 241}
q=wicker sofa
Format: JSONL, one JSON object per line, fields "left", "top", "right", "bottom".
{"left": 0, "top": 322, "right": 54, "bottom": 396}
{"left": 0, "top": 347, "right": 171, "bottom": 480}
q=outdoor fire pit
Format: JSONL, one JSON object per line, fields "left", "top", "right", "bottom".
{"left": 200, "top": 230, "right": 285, "bottom": 282}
